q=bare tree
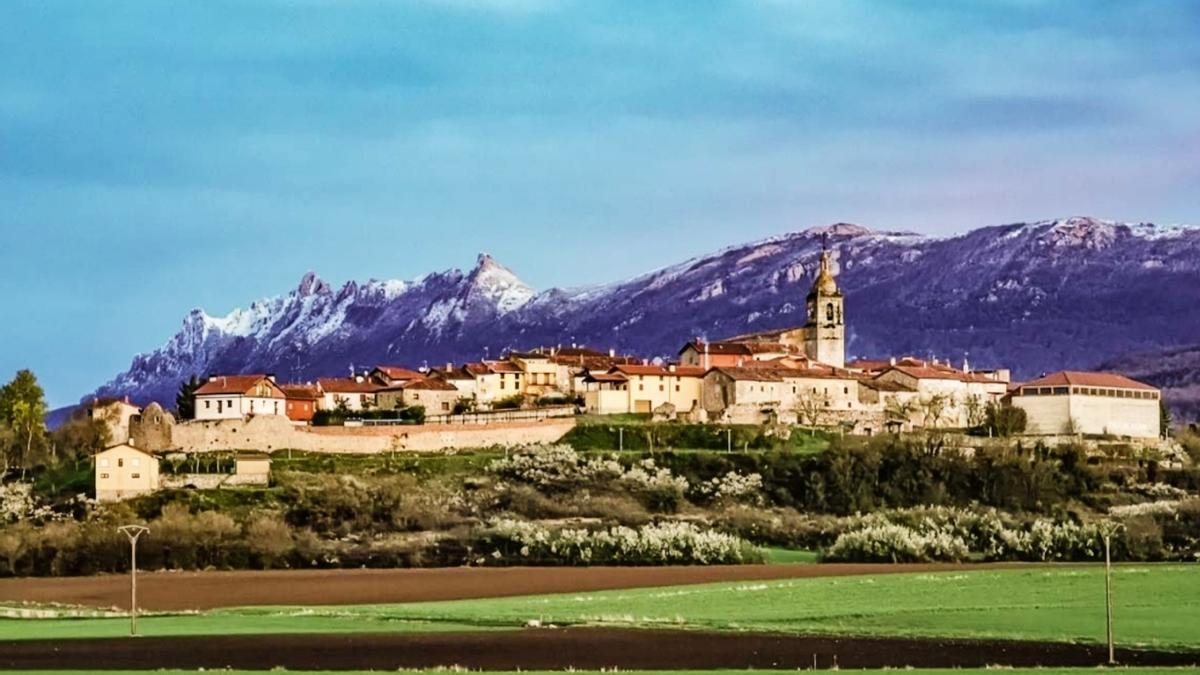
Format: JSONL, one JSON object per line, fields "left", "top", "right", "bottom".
{"left": 794, "top": 388, "right": 831, "bottom": 427}
{"left": 917, "top": 392, "right": 955, "bottom": 429}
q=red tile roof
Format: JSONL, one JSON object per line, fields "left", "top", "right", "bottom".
{"left": 280, "top": 384, "right": 320, "bottom": 399}
{"left": 195, "top": 375, "right": 281, "bottom": 396}
{"left": 612, "top": 364, "right": 705, "bottom": 377}
{"left": 1019, "top": 371, "right": 1157, "bottom": 391}
{"left": 584, "top": 372, "right": 629, "bottom": 383}
{"left": 372, "top": 366, "right": 424, "bottom": 381}
{"left": 484, "top": 360, "right": 523, "bottom": 374}
{"left": 399, "top": 377, "right": 460, "bottom": 391}
{"left": 317, "top": 377, "right": 384, "bottom": 394}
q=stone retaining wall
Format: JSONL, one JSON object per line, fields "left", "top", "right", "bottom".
{"left": 137, "top": 414, "right": 575, "bottom": 454}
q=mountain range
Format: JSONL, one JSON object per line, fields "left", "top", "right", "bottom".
{"left": 92, "top": 216, "right": 1200, "bottom": 419}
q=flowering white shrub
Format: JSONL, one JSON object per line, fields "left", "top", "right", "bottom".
{"left": 824, "top": 505, "right": 1106, "bottom": 562}
{"left": 483, "top": 518, "right": 760, "bottom": 565}
{"left": 489, "top": 447, "right": 690, "bottom": 509}
{"left": 487, "top": 445, "right": 582, "bottom": 489}
{"left": 1109, "top": 500, "right": 1184, "bottom": 518}
{"left": 694, "top": 471, "right": 765, "bottom": 505}
{"left": 826, "top": 523, "right": 970, "bottom": 562}
{"left": 1130, "top": 483, "right": 1189, "bottom": 500}
{"left": 0, "top": 482, "right": 60, "bottom": 524}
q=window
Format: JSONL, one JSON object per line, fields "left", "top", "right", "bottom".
{"left": 639, "top": 384, "right": 644, "bottom": 391}
{"left": 100, "top": 458, "right": 109, "bottom": 468}
{"left": 100, "top": 473, "right": 109, "bottom": 479}
{"left": 825, "top": 303, "right": 834, "bottom": 322}
{"left": 131, "top": 473, "right": 140, "bottom": 479}
{"left": 675, "top": 384, "right": 680, "bottom": 392}
{"left": 227, "top": 399, "right": 233, "bottom": 407}
{"left": 844, "top": 387, "right": 849, "bottom": 394}
{"left": 658, "top": 384, "right": 664, "bottom": 392}
{"left": 442, "top": 402, "right": 450, "bottom": 411}
{"left": 118, "top": 458, "right": 124, "bottom": 468}
{"left": 205, "top": 400, "right": 211, "bottom": 409}
{"left": 500, "top": 381, "right": 506, "bottom": 390}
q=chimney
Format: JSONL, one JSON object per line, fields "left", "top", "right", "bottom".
{"left": 889, "top": 356, "right": 896, "bottom": 366}
{"left": 642, "top": 358, "right": 649, "bottom": 366}
{"left": 446, "top": 362, "right": 453, "bottom": 372}
{"left": 609, "top": 348, "right": 615, "bottom": 358}
{"left": 209, "top": 373, "right": 218, "bottom": 382}
{"left": 668, "top": 364, "right": 677, "bottom": 373}
{"left": 266, "top": 373, "right": 276, "bottom": 383}
{"left": 962, "top": 358, "right": 971, "bottom": 374}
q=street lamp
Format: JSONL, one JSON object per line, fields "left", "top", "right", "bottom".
{"left": 117, "top": 525, "right": 149, "bottom": 636}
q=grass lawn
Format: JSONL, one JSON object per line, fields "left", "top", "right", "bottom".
{"left": 5, "top": 565, "right": 1199, "bottom": 650}
{"left": 11, "top": 670, "right": 1200, "bottom": 675}
{"left": 761, "top": 546, "right": 819, "bottom": 564}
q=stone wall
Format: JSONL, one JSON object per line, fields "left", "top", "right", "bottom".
{"left": 133, "top": 413, "right": 575, "bottom": 454}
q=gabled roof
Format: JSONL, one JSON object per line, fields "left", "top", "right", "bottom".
{"left": 317, "top": 377, "right": 384, "bottom": 394}
{"left": 399, "top": 377, "right": 460, "bottom": 391}
{"left": 709, "top": 366, "right": 785, "bottom": 382}
{"left": 195, "top": 375, "right": 283, "bottom": 397}
{"left": 484, "top": 360, "right": 523, "bottom": 374}
{"left": 1019, "top": 370, "right": 1157, "bottom": 391}
{"left": 372, "top": 366, "right": 424, "bottom": 381}
{"left": 431, "top": 367, "right": 475, "bottom": 381}
{"left": 612, "top": 364, "right": 706, "bottom": 377}
{"left": 583, "top": 372, "right": 629, "bottom": 383}
{"left": 280, "top": 384, "right": 320, "bottom": 399}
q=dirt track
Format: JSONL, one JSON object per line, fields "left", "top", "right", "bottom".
{"left": 1, "top": 628, "right": 1195, "bottom": 670}
{"left": 0, "top": 563, "right": 1024, "bottom": 611}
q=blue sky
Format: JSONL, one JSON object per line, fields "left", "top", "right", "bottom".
{"left": 2, "top": 1, "right": 1198, "bottom": 406}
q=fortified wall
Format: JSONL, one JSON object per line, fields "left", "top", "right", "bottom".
{"left": 130, "top": 407, "right": 574, "bottom": 454}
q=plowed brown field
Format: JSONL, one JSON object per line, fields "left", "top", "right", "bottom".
{"left": 1, "top": 628, "right": 1196, "bottom": 670}
{"left": 0, "top": 563, "right": 1023, "bottom": 611}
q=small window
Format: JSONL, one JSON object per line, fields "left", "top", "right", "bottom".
{"left": 442, "top": 402, "right": 450, "bottom": 411}
{"left": 675, "top": 384, "right": 680, "bottom": 392}
{"left": 658, "top": 384, "right": 664, "bottom": 392}
{"left": 100, "top": 472, "right": 109, "bottom": 479}
{"left": 118, "top": 458, "right": 124, "bottom": 468}
{"left": 205, "top": 400, "right": 211, "bottom": 409}
{"left": 131, "top": 473, "right": 140, "bottom": 479}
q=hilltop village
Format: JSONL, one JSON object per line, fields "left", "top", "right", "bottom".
{"left": 86, "top": 246, "right": 1164, "bottom": 466}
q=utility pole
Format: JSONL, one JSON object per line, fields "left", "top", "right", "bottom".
{"left": 727, "top": 428, "right": 732, "bottom": 453}
{"left": 1100, "top": 522, "right": 1122, "bottom": 666}
{"left": 618, "top": 427, "right": 624, "bottom": 451}
{"left": 117, "top": 525, "right": 149, "bottom": 637}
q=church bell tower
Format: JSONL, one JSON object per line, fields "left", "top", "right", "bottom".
{"left": 804, "top": 239, "right": 845, "bottom": 368}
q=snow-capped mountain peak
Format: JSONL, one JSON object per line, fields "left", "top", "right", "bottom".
{"left": 93, "top": 217, "right": 1200, "bottom": 407}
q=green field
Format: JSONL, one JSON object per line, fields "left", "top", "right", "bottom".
{"left": 14, "top": 662, "right": 1200, "bottom": 667}
{"left": 4, "top": 565, "right": 1199, "bottom": 650}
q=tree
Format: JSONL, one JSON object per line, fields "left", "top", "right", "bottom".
{"left": 175, "top": 375, "right": 202, "bottom": 420}
{"left": 0, "top": 370, "right": 49, "bottom": 476}
{"left": 963, "top": 394, "right": 986, "bottom": 429}
{"left": 50, "top": 417, "right": 110, "bottom": 465}
{"left": 794, "top": 388, "right": 831, "bottom": 427}
{"left": 984, "top": 402, "right": 1027, "bottom": 437}
{"left": 917, "top": 392, "right": 954, "bottom": 428}
{"left": 1160, "top": 400, "right": 1172, "bottom": 439}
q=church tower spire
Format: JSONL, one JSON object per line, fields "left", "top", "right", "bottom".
{"left": 803, "top": 236, "right": 845, "bottom": 367}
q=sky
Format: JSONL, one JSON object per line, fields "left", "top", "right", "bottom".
{"left": 1, "top": 1, "right": 1198, "bottom": 406}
